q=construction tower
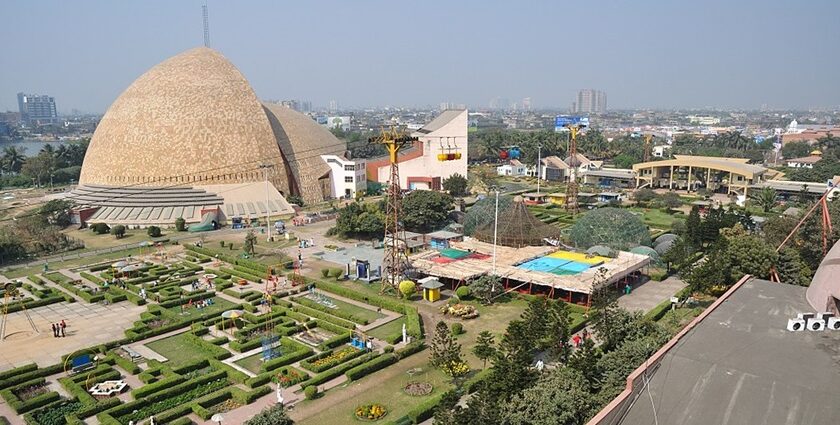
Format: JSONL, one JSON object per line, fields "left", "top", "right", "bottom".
{"left": 368, "top": 128, "right": 418, "bottom": 294}
{"left": 556, "top": 116, "right": 588, "bottom": 214}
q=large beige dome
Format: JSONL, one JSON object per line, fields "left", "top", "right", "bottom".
{"left": 79, "top": 47, "right": 290, "bottom": 194}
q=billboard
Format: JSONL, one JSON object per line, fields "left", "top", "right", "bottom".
{"left": 554, "top": 115, "right": 589, "bottom": 132}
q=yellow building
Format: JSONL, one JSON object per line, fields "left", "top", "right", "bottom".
{"left": 632, "top": 155, "right": 780, "bottom": 197}
{"left": 547, "top": 192, "right": 567, "bottom": 205}
{"left": 419, "top": 277, "right": 444, "bottom": 302}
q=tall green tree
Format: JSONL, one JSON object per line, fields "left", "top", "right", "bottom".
{"left": 684, "top": 206, "right": 702, "bottom": 248}
{"left": 545, "top": 300, "right": 572, "bottom": 362}
{"left": 567, "top": 338, "right": 601, "bottom": 388}
{"left": 442, "top": 173, "right": 468, "bottom": 197}
{"left": 244, "top": 230, "right": 257, "bottom": 256}
{"left": 776, "top": 248, "right": 811, "bottom": 286}
{"left": 1, "top": 146, "right": 25, "bottom": 174}
{"left": 751, "top": 187, "right": 778, "bottom": 212}
{"left": 430, "top": 321, "right": 462, "bottom": 369}
{"left": 401, "top": 190, "right": 453, "bottom": 232}
{"left": 472, "top": 331, "right": 496, "bottom": 369}
{"left": 503, "top": 367, "right": 597, "bottom": 425}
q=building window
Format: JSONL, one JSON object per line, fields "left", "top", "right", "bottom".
{"left": 344, "top": 176, "right": 353, "bottom": 183}
{"left": 344, "top": 165, "right": 355, "bottom": 172}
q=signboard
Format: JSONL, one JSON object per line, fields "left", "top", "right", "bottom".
{"left": 554, "top": 115, "right": 589, "bottom": 132}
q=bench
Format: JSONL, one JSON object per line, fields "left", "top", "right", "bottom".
{"left": 121, "top": 346, "right": 142, "bottom": 361}
{"left": 70, "top": 354, "right": 95, "bottom": 374}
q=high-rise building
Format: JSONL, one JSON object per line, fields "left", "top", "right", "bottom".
{"left": 328, "top": 100, "right": 338, "bottom": 114}
{"left": 17, "top": 92, "right": 58, "bottom": 125}
{"left": 574, "top": 89, "right": 606, "bottom": 114}
{"left": 522, "top": 97, "right": 532, "bottom": 111}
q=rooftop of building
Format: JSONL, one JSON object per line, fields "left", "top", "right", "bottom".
{"left": 632, "top": 155, "right": 771, "bottom": 179}
{"left": 592, "top": 277, "right": 840, "bottom": 425}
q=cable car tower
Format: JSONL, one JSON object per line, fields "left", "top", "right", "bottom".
{"left": 369, "top": 128, "right": 418, "bottom": 294}
{"left": 556, "top": 116, "right": 589, "bottom": 214}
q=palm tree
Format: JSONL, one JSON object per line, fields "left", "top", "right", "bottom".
{"left": 751, "top": 187, "right": 778, "bottom": 213}
{"left": 2, "top": 146, "right": 25, "bottom": 174}
{"left": 39, "top": 143, "right": 56, "bottom": 158}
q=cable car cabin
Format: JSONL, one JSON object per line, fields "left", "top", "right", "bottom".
{"left": 437, "top": 136, "right": 462, "bottom": 161}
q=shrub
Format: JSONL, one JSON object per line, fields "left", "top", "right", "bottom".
{"left": 303, "top": 385, "right": 318, "bottom": 400}
{"left": 147, "top": 226, "right": 162, "bottom": 237}
{"left": 455, "top": 286, "right": 471, "bottom": 300}
{"left": 91, "top": 223, "right": 110, "bottom": 235}
{"left": 321, "top": 268, "right": 330, "bottom": 278}
{"left": 329, "top": 268, "right": 343, "bottom": 280}
{"left": 112, "top": 225, "right": 126, "bottom": 238}
{"left": 399, "top": 280, "right": 416, "bottom": 299}
{"left": 450, "top": 323, "right": 464, "bottom": 336}
{"left": 220, "top": 241, "right": 225, "bottom": 247}
{"left": 175, "top": 217, "right": 186, "bottom": 231}
{"left": 383, "top": 345, "right": 394, "bottom": 353}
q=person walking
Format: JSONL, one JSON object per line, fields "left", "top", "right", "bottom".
{"left": 59, "top": 320, "right": 66, "bottom": 337}
{"left": 51, "top": 323, "right": 57, "bottom": 338}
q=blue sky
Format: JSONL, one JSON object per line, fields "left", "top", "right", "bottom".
{"left": 1, "top": 0, "right": 838, "bottom": 113}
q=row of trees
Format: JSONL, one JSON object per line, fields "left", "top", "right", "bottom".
{"left": 330, "top": 190, "right": 454, "bottom": 237}
{"left": 434, "top": 293, "right": 670, "bottom": 425}
{"left": 1, "top": 141, "right": 89, "bottom": 187}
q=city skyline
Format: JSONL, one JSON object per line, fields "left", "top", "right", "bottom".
{"left": 1, "top": 0, "right": 839, "bottom": 113}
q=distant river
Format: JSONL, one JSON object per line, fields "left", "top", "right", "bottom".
{"left": 0, "top": 139, "right": 77, "bottom": 157}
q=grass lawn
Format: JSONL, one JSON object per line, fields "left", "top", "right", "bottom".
{"left": 295, "top": 361, "right": 453, "bottom": 425}
{"left": 145, "top": 333, "right": 215, "bottom": 368}
{"left": 443, "top": 297, "right": 530, "bottom": 368}
{"left": 627, "top": 207, "right": 683, "bottom": 231}
{"left": 2, "top": 246, "right": 150, "bottom": 279}
{"left": 299, "top": 295, "right": 386, "bottom": 324}
{"left": 234, "top": 339, "right": 306, "bottom": 374}
{"left": 367, "top": 317, "right": 406, "bottom": 341}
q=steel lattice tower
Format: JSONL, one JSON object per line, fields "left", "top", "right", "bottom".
{"left": 369, "top": 129, "right": 417, "bottom": 294}
{"left": 565, "top": 125, "right": 581, "bottom": 214}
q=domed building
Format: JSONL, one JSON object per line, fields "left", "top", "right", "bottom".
{"left": 71, "top": 47, "right": 347, "bottom": 227}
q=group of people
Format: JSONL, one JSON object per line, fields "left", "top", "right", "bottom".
{"left": 184, "top": 298, "right": 215, "bottom": 310}
{"left": 50, "top": 320, "right": 67, "bottom": 338}
{"left": 571, "top": 329, "right": 590, "bottom": 348}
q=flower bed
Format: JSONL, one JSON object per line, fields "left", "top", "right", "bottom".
{"left": 355, "top": 403, "right": 387, "bottom": 421}
{"left": 300, "top": 347, "right": 364, "bottom": 373}
{"left": 403, "top": 381, "right": 433, "bottom": 396}
{"left": 208, "top": 398, "right": 242, "bottom": 414}
{"left": 14, "top": 381, "right": 49, "bottom": 401}
{"left": 272, "top": 367, "right": 308, "bottom": 388}
{"left": 440, "top": 303, "right": 479, "bottom": 319}
{"left": 31, "top": 400, "right": 83, "bottom": 425}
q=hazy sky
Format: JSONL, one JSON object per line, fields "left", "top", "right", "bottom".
{"left": 2, "top": 0, "right": 839, "bottom": 113}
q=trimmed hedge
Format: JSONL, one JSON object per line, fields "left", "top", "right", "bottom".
{"left": 260, "top": 347, "right": 312, "bottom": 373}
{"left": 0, "top": 377, "right": 61, "bottom": 414}
{"left": 395, "top": 341, "right": 426, "bottom": 360}
{"left": 317, "top": 331, "right": 352, "bottom": 351}
{"left": 345, "top": 353, "right": 397, "bottom": 381}
{"left": 0, "top": 363, "right": 63, "bottom": 391}
{"left": 131, "top": 375, "right": 188, "bottom": 399}
{"left": 220, "top": 267, "right": 264, "bottom": 283}
{"left": 305, "top": 352, "right": 379, "bottom": 387}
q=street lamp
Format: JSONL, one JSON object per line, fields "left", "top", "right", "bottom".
{"left": 490, "top": 185, "right": 505, "bottom": 275}
{"left": 259, "top": 164, "right": 274, "bottom": 242}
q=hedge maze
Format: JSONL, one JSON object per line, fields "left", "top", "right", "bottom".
{"left": 0, "top": 244, "right": 426, "bottom": 424}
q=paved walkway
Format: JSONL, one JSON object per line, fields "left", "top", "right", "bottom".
{"left": 617, "top": 276, "right": 686, "bottom": 313}
{"left": 0, "top": 297, "right": 146, "bottom": 370}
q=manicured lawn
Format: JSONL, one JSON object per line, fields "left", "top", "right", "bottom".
{"left": 234, "top": 339, "right": 305, "bottom": 374}
{"left": 234, "top": 352, "right": 265, "bottom": 374}
{"left": 3, "top": 247, "right": 148, "bottom": 279}
{"left": 295, "top": 360, "right": 453, "bottom": 425}
{"left": 627, "top": 207, "right": 683, "bottom": 231}
{"left": 367, "top": 318, "right": 406, "bottom": 341}
{"left": 300, "top": 295, "right": 385, "bottom": 324}
{"left": 145, "top": 333, "right": 214, "bottom": 368}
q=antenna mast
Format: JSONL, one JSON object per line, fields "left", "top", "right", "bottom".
{"left": 202, "top": 4, "right": 211, "bottom": 47}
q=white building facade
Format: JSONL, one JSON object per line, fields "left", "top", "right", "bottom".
{"left": 322, "top": 155, "right": 367, "bottom": 199}
{"left": 368, "top": 109, "right": 468, "bottom": 190}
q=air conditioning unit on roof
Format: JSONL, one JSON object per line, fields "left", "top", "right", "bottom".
{"left": 827, "top": 317, "right": 840, "bottom": 331}
{"left": 807, "top": 317, "right": 826, "bottom": 331}
{"left": 787, "top": 318, "right": 806, "bottom": 331}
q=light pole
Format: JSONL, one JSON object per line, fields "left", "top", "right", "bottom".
{"left": 259, "top": 164, "right": 274, "bottom": 242}
{"left": 536, "top": 144, "right": 542, "bottom": 195}
{"left": 492, "top": 186, "right": 501, "bottom": 275}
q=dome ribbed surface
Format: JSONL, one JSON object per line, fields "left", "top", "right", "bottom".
{"left": 79, "top": 47, "right": 290, "bottom": 194}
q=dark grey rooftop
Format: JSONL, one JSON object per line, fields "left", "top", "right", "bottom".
{"left": 619, "top": 279, "right": 840, "bottom": 425}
